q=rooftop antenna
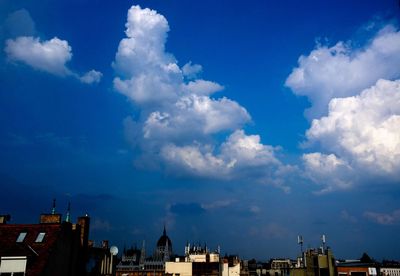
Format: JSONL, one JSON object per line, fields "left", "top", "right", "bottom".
{"left": 297, "top": 235, "right": 304, "bottom": 253}
{"left": 321, "top": 234, "right": 326, "bottom": 253}
{"left": 66, "top": 202, "right": 71, "bottom": 222}
{"left": 51, "top": 198, "right": 56, "bottom": 215}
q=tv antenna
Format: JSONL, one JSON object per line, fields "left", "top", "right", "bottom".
{"left": 297, "top": 235, "right": 304, "bottom": 253}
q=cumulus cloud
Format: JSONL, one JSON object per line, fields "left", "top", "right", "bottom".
{"left": 5, "top": 36, "right": 72, "bottom": 76}
{"left": 161, "top": 130, "right": 291, "bottom": 191}
{"left": 182, "top": 61, "right": 202, "bottom": 79}
{"left": 183, "top": 79, "right": 224, "bottom": 96}
{"left": 286, "top": 25, "right": 400, "bottom": 119}
{"left": 286, "top": 23, "right": 400, "bottom": 193}
{"left": 304, "top": 79, "right": 400, "bottom": 191}
{"left": 302, "top": 152, "right": 353, "bottom": 194}
{"left": 364, "top": 209, "right": 400, "bottom": 225}
{"left": 80, "top": 70, "right": 103, "bottom": 84}
{"left": 113, "top": 5, "right": 293, "bottom": 190}
{"left": 5, "top": 35, "right": 102, "bottom": 83}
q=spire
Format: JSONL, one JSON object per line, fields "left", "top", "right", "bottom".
{"left": 163, "top": 223, "right": 166, "bottom": 236}
{"left": 140, "top": 240, "right": 146, "bottom": 265}
{"left": 66, "top": 202, "right": 71, "bottom": 222}
{"left": 164, "top": 238, "right": 170, "bottom": 262}
{"left": 51, "top": 198, "right": 56, "bottom": 215}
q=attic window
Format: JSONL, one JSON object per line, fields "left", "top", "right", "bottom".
{"left": 35, "top": 232, "right": 46, "bottom": 243}
{"left": 16, "top": 232, "right": 27, "bottom": 242}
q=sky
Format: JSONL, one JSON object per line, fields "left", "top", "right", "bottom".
{"left": 1, "top": 0, "right": 400, "bottom": 261}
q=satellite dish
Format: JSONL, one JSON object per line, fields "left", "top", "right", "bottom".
{"left": 110, "top": 246, "right": 119, "bottom": 256}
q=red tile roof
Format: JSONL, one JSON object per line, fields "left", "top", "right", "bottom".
{"left": 0, "top": 223, "right": 63, "bottom": 275}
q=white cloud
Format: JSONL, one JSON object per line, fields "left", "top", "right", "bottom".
{"left": 161, "top": 130, "right": 291, "bottom": 190}
{"left": 286, "top": 25, "right": 400, "bottom": 119}
{"left": 113, "top": 5, "right": 180, "bottom": 105}
{"left": 221, "top": 130, "right": 280, "bottom": 167}
{"left": 364, "top": 209, "right": 400, "bottom": 225}
{"left": 286, "top": 24, "right": 400, "bottom": 192}
{"left": 182, "top": 61, "right": 202, "bottom": 79}
{"left": 113, "top": 5, "right": 293, "bottom": 190}
{"left": 306, "top": 79, "right": 400, "bottom": 180}
{"left": 140, "top": 95, "right": 250, "bottom": 146}
{"left": 5, "top": 36, "right": 103, "bottom": 84}
{"left": 5, "top": 36, "right": 72, "bottom": 76}
{"left": 183, "top": 79, "right": 224, "bottom": 96}
{"left": 80, "top": 70, "right": 103, "bottom": 84}
{"left": 302, "top": 152, "right": 353, "bottom": 193}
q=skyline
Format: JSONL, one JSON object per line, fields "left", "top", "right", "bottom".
{"left": 1, "top": 0, "right": 400, "bottom": 260}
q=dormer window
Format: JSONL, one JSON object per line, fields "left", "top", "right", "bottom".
{"left": 16, "top": 232, "right": 27, "bottom": 242}
{"left": 35, "top": 232, "right": 46, "bottom": 243}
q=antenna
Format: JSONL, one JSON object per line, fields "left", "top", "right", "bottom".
{"left": 297, "top": 235, "right": 304, "bottom": 253}
{"left": 66, "top": 202, "right": 71, "bottom": 222}
{"left": 52, "top": 199, "right": 56, "bottom": 214}
{"left": 321, "top": 234, "right": 326, "bottom": 253}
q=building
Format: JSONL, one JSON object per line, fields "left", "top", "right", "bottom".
{"left": 268, "top": 259, "right": 293, "bottom": 276}
{"left": 0, "top": 205, "right": 89, "bottom": 276}
{"left": 381, "top": 268, "right": 400, "bottom": 276}
{"left": 336, "top": 261, "right": 377, "bottom": 276}
{"left": 165, "top": 243, "right": 240, "bottom": 276}
{"left": 116, "top": 226, "right": 174, "bottom": 276}
{"left": 86, "top": 240, "right": 117, "bottom": 276}
{"left": 381, "top": 261, "right": 400, "bottom": 276}
{"left": 290, "top": 248, "right": 335, "bottom": 276}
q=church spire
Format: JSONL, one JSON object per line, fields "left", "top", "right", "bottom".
{"left": 163, "top": 223, "right": 166, "bottom": 236}
{"left": 51, "top": 198, "right": 56, "bottom": 215}
{"left": 66, "top": 202, "right": 71, "bottom": 222}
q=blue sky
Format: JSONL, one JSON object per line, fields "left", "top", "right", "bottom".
{"left": 1, "top": 0, "right": 400, "bottom": 260}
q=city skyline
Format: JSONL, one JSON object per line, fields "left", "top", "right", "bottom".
{"left": 1, "top": 0, "right": 400, "bottom": 260}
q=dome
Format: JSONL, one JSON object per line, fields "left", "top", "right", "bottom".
{"left": 157, "top": 226, "right": 172, "bottom": 248}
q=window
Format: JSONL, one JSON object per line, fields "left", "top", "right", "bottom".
{"left": 16, "top": 232, "right": 27, "bottom": 243}
{"left": 35, "top": 232, "right": 45, "bottom": 243}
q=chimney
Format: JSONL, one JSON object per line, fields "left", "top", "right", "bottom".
{"left": 0, "top": 215, "right": 11, "bottom": 224}
{"left": 102, "top": 240, "right": 109, "bottom": 249}
{"left": 40, "top": 214, "right": 62, "bottom": 224}
{"left": 40, "top": 199, "right": 62, "bottom": 224}
{"left": 77, "top": 215, "right": 90, "bottom": 248}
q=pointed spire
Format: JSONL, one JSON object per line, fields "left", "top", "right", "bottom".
{"left": 51, "top": 198, "right": 56, "bottom": 214}
{"left": 140, "top": 240, "right": 146, "bottom": 265}
{"left": 164, "top": 237, "right": 170, "bottom": 262}
{"left": 163, "top": 223, "right": 166, "bottom": 236}
{"left": 66, "top": 202, "right": 71, "bottom": 222}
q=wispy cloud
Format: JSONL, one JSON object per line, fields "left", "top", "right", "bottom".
{"left": 364, "top": 209, "right": 400, "bottom": 225}
{"left": 249, "top": 223, "right": 289, "bottom": 239}
{"left": 91, "top": 218, "right": 113, "bottom": 232}
{"left": 340, "top": 210, "right": 358, "bottom": 224}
